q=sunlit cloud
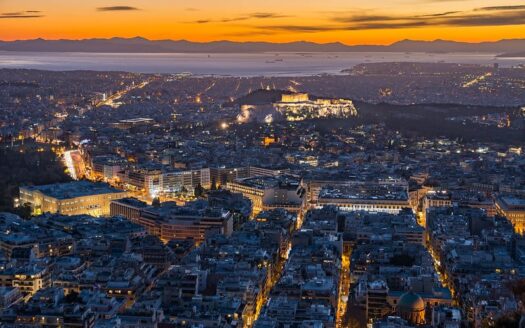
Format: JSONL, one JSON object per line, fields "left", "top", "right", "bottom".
{"left": 190, "top": 12, "right": 289, "bottom": 24}
{"left": 259, "top": 6, "right": 525, "bottom": 32}
{"left": 257, "top": 25, "right": 341, "bottom": 33}
{"left": 0, "top": 12, "right": 43, "bottom": 19}
{"left": 334, "top": 7, "right": 525, "bottom": 30}
{"left": 0, "top": 10, "right": 43, "bottom": 19}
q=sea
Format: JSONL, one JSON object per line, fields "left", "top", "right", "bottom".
{"left": 0, "top": 51, "right": 523, "bottom": 76}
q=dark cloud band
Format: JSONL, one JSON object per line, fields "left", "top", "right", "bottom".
{"left": 256, "top": 6, "right": 525, "bottom": 33}
{"left": 0, "top": 10, "right": 43, "bottom": 18}
{"left": 97, "top": 6, "right": 140, "bottom": 12}
{"left": 190, "top": 12, "right": 289, "bottom": 24}
{"left": 0, "top": 14, "right": 43, "bottom": 19}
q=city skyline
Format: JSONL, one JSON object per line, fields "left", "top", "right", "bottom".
{"left": 0, "top": 1, "right": 524, "bottom": 327}
{"left": 1, "top": 0, "right": 525, "bottom": 44}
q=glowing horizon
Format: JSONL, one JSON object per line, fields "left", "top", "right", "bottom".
{"left": 1, "top": 0, "right": 524, "bottom": 45}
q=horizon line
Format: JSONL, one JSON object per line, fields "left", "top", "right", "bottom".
{"left": 1, "top": 36, "right": 524, "bottom": 47}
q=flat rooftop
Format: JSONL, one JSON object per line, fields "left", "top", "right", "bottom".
{"left": 118, "top": 117, "right": 154, "bottom": 123}
{"left": 498, "top": 196, "right": 525, "bottom": 210}
{"left": 426, "top": 190, "right": 452, "bottom": 200}
{"left": 142, "top": 200, "right": 230, "bottom": 221}
{"left": 112, "top": 197, "right": 149, "bottom": 209}
{"left": 319, "top": 184, "right": 408, "bottom": 201}
{"left": 234, "top": 175, "right": 300, "bottom": 190}
{"left": 22, "top": 181, "right": 125, "bottom": 199}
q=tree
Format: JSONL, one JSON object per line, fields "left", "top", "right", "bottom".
{"left": 152, "top": 197, "right": 161, "bottom": 207}
{"left": 194, "top": 184, "right": 205, "bottom": 198}
{"left": 0, "top": 144, "right": 71, "bottom": 215}
{"left": 64, "top": 291, "right": 82, "bottom": 304}
{"left": 13, "top": 203, "right": 32, "bottom": 220}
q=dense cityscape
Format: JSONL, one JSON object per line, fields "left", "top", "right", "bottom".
{"left": 3, "top": 2, "right": 525, "bottom": 326}
{"left": 0, "top": 57, "right": 523, "bottom": 328}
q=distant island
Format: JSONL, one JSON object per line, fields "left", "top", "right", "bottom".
{"left": 1, "top": 37, "right": 525, "bottom": 54}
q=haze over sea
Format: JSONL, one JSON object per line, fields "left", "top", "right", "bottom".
{"left": 1, "top": 51, "right": 523, "bottom": 76}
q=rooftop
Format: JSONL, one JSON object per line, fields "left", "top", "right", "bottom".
{"left": 21, "top": 181, "right": 125, "bottom": 200}
{"left": 319, "top": 183, "right": 408, "bottom": 201}
{"left": 498, "top": 196, "right": 525, "bottom": 210}
{"left": 118, "top": 117, "right": 154, "bottom": 123}
{"left": 234, "top": 175, "right": 301, "bottom": 190}
{"left": 142, "top": 200, "right": 230, "bottom": 221}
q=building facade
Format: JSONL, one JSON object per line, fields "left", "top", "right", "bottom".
{"left": 19, "top": 181, "right": 128, "bottom": 217}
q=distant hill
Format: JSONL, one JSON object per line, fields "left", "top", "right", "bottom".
{"left": 224, "top": 89, "right": 327, "bottom": 107}
{"left": 497, "top": 51, "right": 525, "bottom": 58}
{"left": 387, "top": 39, "right": 525, "bottom": 54}
{"left": 1, "top": 37, "right": 524, "bottom": 54}
{"left": 225, "top": 89, "right": 293, "bottom": 107}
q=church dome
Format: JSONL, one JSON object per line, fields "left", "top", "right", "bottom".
{"left": 397, "top": 291, "right": 426, "bottom": 325}
{"left": 398, "top": 291, "right": 425, "bottom": 311}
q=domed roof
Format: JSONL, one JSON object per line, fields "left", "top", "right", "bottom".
{"left": 398, "top": 291, "right": 425, "bottom": 312}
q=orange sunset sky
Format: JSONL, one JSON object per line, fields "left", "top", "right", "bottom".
{"left": 1, "top": 0, "right": 524, "bottom": 44}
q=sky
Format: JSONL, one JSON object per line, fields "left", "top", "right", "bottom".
{"left": 1, "top": 0, "right": 524, "bottom": 45}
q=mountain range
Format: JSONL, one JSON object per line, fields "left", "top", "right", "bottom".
{"left": 1, "top": 37, "right": 524, "bottom": 54}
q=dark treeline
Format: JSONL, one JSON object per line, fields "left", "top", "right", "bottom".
{"left": 316, "top": 102, "right": 524, "bottom": 145}
{"left": 0, "top": 142, "right": 71, "bottom": 217}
